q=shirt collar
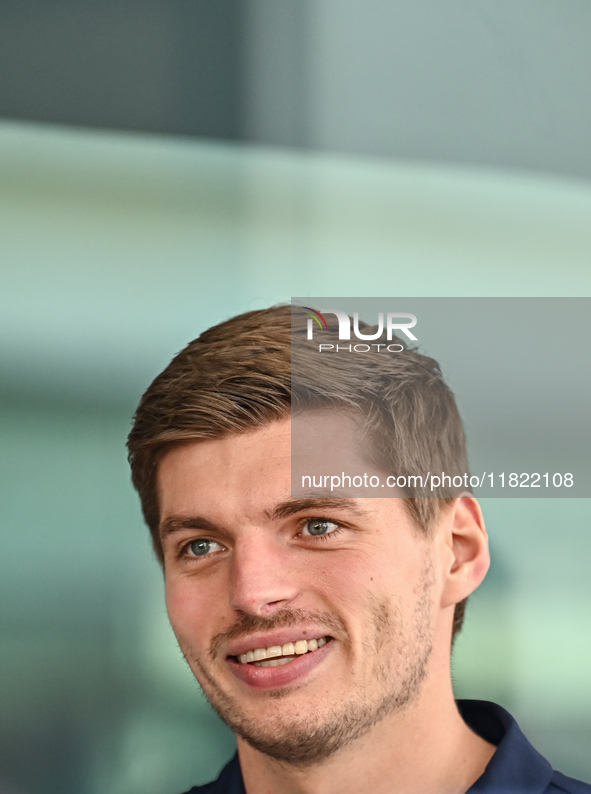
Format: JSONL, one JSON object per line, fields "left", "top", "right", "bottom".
{"left": 459, "top": 700, "right": 554, "bottom": 793}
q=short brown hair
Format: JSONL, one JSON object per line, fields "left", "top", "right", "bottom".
{"left": 127, "top": 305, "right": 469, "bottom": 638}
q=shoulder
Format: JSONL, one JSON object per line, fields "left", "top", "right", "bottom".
{"left": 181, "top": 783, "right": 218, "bottom": 794}
{"left": 179, "top": 755, "right": 244, "bottom": 794}
{"left": 549, "top": 771, "right": 591, "bottom": 793}
{"left": 458, "top": 701, "right": 591, "bottom": 794}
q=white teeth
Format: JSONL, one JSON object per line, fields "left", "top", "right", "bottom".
{"left": 237, "top": 637, "right": 329, "bottom": 664}
{"left": 254, "top": 657, "right": 294, "bottom": 668}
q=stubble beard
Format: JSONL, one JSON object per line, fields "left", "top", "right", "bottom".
{"left": 179, "top": 562, "right": 435, "bottom": 767}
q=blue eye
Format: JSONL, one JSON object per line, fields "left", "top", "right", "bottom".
{"left": 302, "top": 519, "right": 339, "bottom": 537}
{"left": 188, "top": 539, "right": 223, "bottom": 557}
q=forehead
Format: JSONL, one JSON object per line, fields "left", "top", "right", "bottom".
{"left": 158, "top": 410, "right": 371, "bottom": 485}
{"left": 157, "top": 420, "right": 292, "bottom": 525}
{"left": 156, "top": 416, "right": 411, "bottom": 531}
{"left": 158, "top": 419, "right": 291, "bottom": 490}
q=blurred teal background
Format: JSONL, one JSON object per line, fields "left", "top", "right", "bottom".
{"left": 1, "top": 3, "right": 591, "bottom": 792}
{"left": 1, "top": 120, "right": 590, "bottom": 794}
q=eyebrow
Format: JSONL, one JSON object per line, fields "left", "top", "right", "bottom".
{"left": 265, "top": 497, "right": 366, "bottom": 521}
{"left": 160, "top": 498, "right": 366, "bottom": 541}
{"left": 160, "top": 515, "right": 220, "bottom": 542}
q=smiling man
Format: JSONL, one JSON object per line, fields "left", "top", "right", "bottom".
{"left": 127, "top": 306, "right": 590, "bottom": 794}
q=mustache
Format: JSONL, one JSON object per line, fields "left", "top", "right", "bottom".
{"left": 210, "top": 608, "right": 347, "bottom": 659}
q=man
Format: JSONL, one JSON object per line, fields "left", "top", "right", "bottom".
{"left": 127, "top": 306, "right": 590, "bottom": 794}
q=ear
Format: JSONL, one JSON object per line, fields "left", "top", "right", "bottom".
{"left": 439, "top": 496, "right": 490, "bottom": 609}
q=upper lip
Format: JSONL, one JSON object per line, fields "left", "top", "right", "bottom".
{"left": 225, "top": 629, "right": 333, "bottom": 658}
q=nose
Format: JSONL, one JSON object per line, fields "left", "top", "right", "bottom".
{"left": 229, "top": 531, "right": 302, "bottom": 617}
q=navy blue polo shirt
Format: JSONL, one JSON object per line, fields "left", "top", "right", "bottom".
{"left": 182, "top": 700, "right": 591, "bottom": 793}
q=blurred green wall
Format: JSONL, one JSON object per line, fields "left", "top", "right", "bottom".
{"left": 1, "top": 121, "right": 590, "bottom": 793}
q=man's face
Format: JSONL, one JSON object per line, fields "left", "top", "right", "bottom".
{"left": 158, "top": 417, "right": 441, "bottom": 765}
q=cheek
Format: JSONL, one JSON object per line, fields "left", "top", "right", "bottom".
{"left": 164, "top": 575, "right": 220, "bottom": 648}
{"left": 310, "top": 550, "right": 388, "bottom": 610}
{"left": 164, "top": 582, "right": 190, "bottom": 642}
{"left": 325, "top": 542, "right": 427, "bottom": 610}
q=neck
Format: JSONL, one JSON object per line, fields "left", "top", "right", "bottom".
{"left": 237, "top": 672, "right": 495, "bottom": 794}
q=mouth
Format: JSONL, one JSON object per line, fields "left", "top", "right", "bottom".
{"left": 233, "top": 636, "right": 329, "bottom": 668}
{"left": 226, "top": 635, "right": 334, "bottom": 689}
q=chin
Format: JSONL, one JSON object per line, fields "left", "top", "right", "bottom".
{"left": 206, "top": 679, "right": 425, "bottom": 767}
